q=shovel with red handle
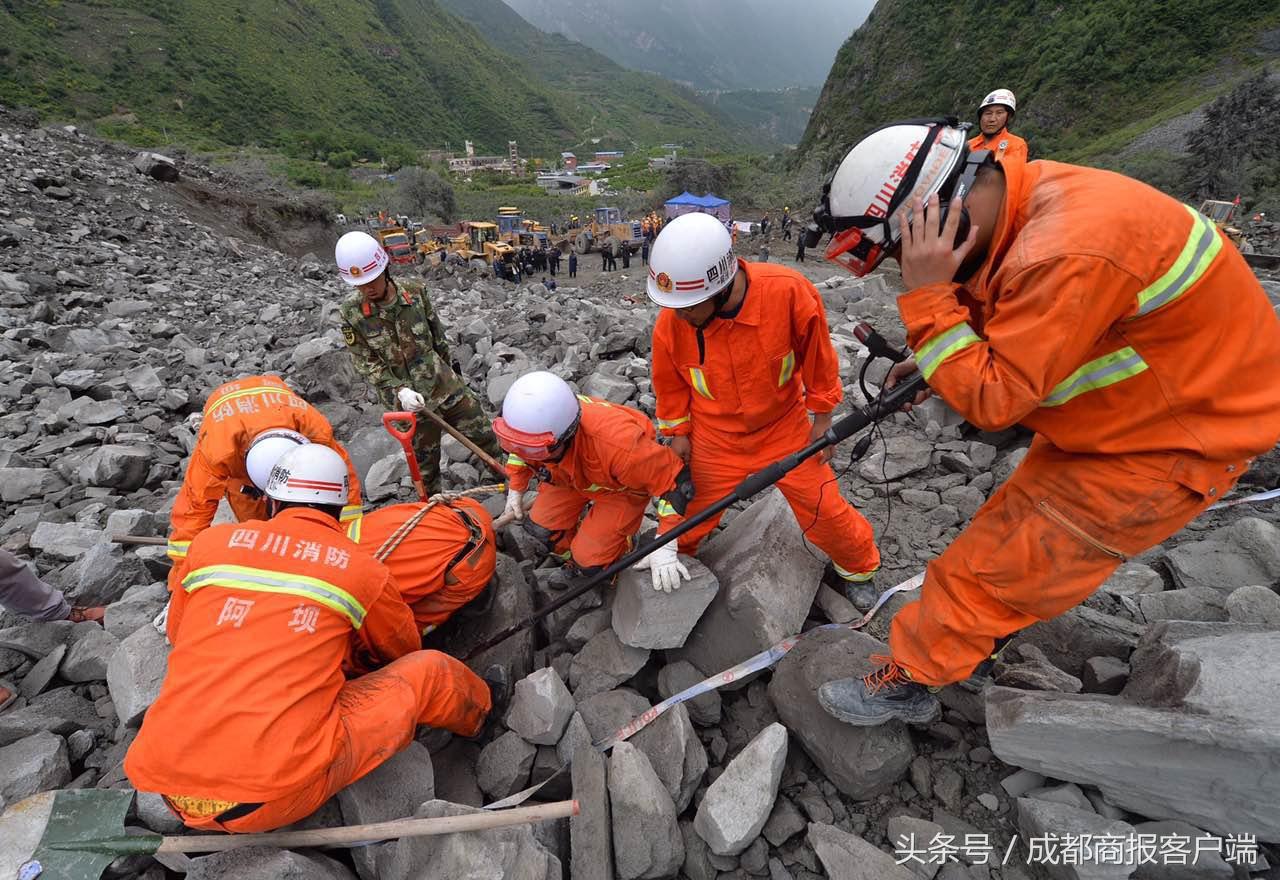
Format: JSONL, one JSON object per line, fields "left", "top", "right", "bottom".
{"left": 382, "top": 411, "right": 428, "bottom": 501}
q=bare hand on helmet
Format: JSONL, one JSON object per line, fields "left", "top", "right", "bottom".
{"left": 884, "top": 359, "right": 933, "bottom": 410}
{"left": 669, "top": 435, "right": 691, "bottom": 463}
{"left": 397, "top": 387, "right": 427, "bottom": 412}
{"left": 899, "top": 193, "right": 979, "bottom": 290}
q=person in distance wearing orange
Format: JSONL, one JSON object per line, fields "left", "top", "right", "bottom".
{"left": 968, "top": 88, "right": 1028, "bottom": 167}
{"left": 810, "top": 117, "right": 1280, "bottom": 725}
{"left": 644, "top": 212, "right": 881, "bottom": 601}
{"left": 126, "top": 445, "right": 492, "bottom": 833}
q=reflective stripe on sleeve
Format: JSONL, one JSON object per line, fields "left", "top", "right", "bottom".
{"left": 1041, "top": 347, "right": 1149, "bottom": 408}
{"left": 1134, "top": 206, "right": 1223, "bottom": 317}
{"left": 346, "top": 516, "right": 363, "bottom": 543}
{"left": 339, "top": 505, "right": 362, "bottom": 523}
{"left": 181, "top": 564, "right": 367, "bottom": 628}
{"left": 166, "top": 540, "right": 191, "bottom": 560}
{"left": 655, "top": 500, "right": 677, "bottom": 518}
{"left": 915, "top": 322, "right": 982, "bottom": 380}
{"left": 689, "top": 368, "right": 714, "bottom": 400}
{"left": 506, "top": 454, "right": 528, "bottom": 469}
{"left": 657, "top": 415, "right": 690, "bottom": 430}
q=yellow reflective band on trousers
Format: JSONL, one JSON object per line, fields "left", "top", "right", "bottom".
{"left": 1041, "top": 347, "right": 1150, "bottom": 408}
{"left": 689, "top": 368, "right": 714, "bottom": 400}
{"left": 832, "top": 562, "right": 878, "bottom": 583}
{"left": 181, "top": 564, "right": 367, "bottom": 628}
{"left": 1133, "top": 206, "right": 1222, "bottom": 318}
{"left": 777, "top": 351, "right": 796, "bottom": 387}
{"left": 655, "top": 500, "right": 677, "bottom": 517}
{"left": 167, "top": 540, "right": 191, "bottom": 560}
{"left": 203, "top": 385, "right": 299, "bottom": 415}
{"left": 915, "top": 322, "right": 982, "bottom": 381}
{"left": 657, "top": 415, "right": 691, "bottom": 430}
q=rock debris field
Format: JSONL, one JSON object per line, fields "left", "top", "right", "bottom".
{"left": 2, "top": 108, "right": 1280, "bottom": 880}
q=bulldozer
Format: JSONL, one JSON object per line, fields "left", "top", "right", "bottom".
{"left": 1198, "top": 199, "right": 1249, "bottom": 250}
{"left": 573, "top": 206, "right": 643, "bottom": 255}
{"left": 456, "top": 221, "right": 513, "bottom": 265}
{"left": 496, "top": 207, "right": 551, "bottom": 250}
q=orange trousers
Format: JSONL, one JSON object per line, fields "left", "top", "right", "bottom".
{"left": 677, "top": 410, "right": 879, "bottom": 579}
{"left": 166, "top": 650, "right": 490, "bottom": 833}
{"left": 891, "top": 439, "right": 1217, "bottom": 686}
{"left": 529, "top": 484, "right": 647, "bottom": 569}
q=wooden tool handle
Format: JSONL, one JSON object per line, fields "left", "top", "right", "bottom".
{"left": 417, "top": 407, "right": 507, "bottom": 479}
{"left": 110, "top": 535, "right": 167, "bottom": 546}
{"left": 157, "top": 799, "right": 578, "bottom": 853}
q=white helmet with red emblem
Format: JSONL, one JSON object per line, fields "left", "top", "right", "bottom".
{"left": 979, "top": 88, "right": 1017, "bottom": 114}
{"left": 335, "top": 230, "right": 389, "bottom": 286}
{"left": 645, "top": 212, "right": 737, "bottom": 308}
{"left": 264, "top": 444, "right": 350, "bottom": 506}
{"left": 815, "top": 119, "right": 971, "bottom": 276}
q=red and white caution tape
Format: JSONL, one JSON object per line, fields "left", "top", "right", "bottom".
{"left": 483, "top": 571, "right": 924, "bottom": 810}
{"left": 1207, "top": 486, "right": 1280, "bottom": 511}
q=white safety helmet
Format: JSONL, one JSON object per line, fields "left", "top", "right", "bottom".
{"left": 335, "top": 230, "right": 389, "bottom": 286}
{"left": 645, "top": 212, "right": 737, "bottom": 308}
{"left": 979, "top": 89, "right": 1016, "bottom": 114}
{"left": 814, "top": 119, "right": 974, "bottom": 276}
{"left": 493, "top": 371, "right": 581, "bottom": 461}
{"left": 264, "top": 443, "right": 349, "bottom": 506}
{"left": 245, "top": 428, "right": 309, "bottom": 491}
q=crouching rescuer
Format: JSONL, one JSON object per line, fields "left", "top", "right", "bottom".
{"left": 807, "top": 117, "right": 1280, "bottom": 725}
{"left": 125, "top": 445, "right": 492, "bottom": 832}
{"left": 493, "top": 371, "right": 697, "bottom": 592}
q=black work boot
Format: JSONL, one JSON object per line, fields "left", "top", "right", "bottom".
{"left": 818, "top": 657, "right": 941, "bottom": 726}
{"left": 822, "top": 561, "right": 879, "bottom": 612}
{"left": 956, "top": 633, "right": 1019, "bottom": 694}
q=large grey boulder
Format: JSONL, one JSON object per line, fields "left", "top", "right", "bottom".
{"left": 657, "top": 660, "right": 720, "bottom": 726}
{"left": 562, "top": 713, "right": 613, "bottom": 880}
{"left": 808, "top": 822, "right": 916, "bottom": 880}
{"left": 507, "top": 666, "right": 575, "bottom": 745}
{"left": 78, "top": 444, "right": 151, "bottom": 490}
{"left": 1130, "top": 820, "right": 1235, "bottom": 879}
{"left": 694, "top": 722, "right": 787, "bottom": 856}
{"left": 1225, "top": 584, "right": 1280, "bottom": 626}
{"left": 336, "top": 742, "right": 434, "bottom": 880}
{"left": 476, "top": 730, "right": 537, "bottom": 800}
{"left": 105, "top": 624, "right": 170, "bottom": 727}
{"left": 185, "top": 847, "right": 357, "bottom": 879}
{"left": 0, "top": 467, "right": 65, "bottom": 502}
{"left": 858, "top": 435, "right": 934, "bottom": 482}
{"left": 768, "top": 627, "right": 913, "bottom": 800}
{"left": 608, "top": 742, "right": 683, "bottom": 880}
{"left": 29, "top": 521, "right": 102, "bottom": 561}
{"left": 380, "top": 799, "right": 561, "bottom": 880}
{"left": 671, "top": 490, "right": 826, "bottom": 682}
{"left": 0, "top": 732, "right": 70, "bottom": 807}
{"left": 611, "top": 556, "right": 718, "bottom": 650}
{"left": 630, "top": 701, "right": 706, "bottom": 813}
{"left": 0, "top": 687, "right": 110, "bottom": 746}
{"left": 569, "top": 629, "right": 649, "bottom": 699}
{"left": 1165, "top": 518, "right": 1280, "bottom": 594}
{"left": 1016, "top": 798, "right": 1135, "bottom": 880}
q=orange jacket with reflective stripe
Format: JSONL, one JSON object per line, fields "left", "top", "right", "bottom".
{"left": 900, "top": 159, "right": 1280, "bottom": 498}
{"left": 348, "top": 498, "right": 494, "bottom": 607}
{"left": 967, "top": 129, "right": 1028, "bottom": 166}
{"left": 652, "top": 260, "right": 843, "bottom": 437}
{"left": 505, "top": 396, "right": 684, "bottom": 500}
{"left": 167, "top": 376, "right": 362, "bottom": 562}
{"left": 126, "top": 508, "right": 420, "bottom": 802}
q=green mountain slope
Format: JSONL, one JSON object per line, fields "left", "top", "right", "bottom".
{"left": 434, "top": 0, "right": 750, "bottom": 150}
{"left": 698, "top": 88, "right": 821, "bottom": 148}
{"left": 801, "top": 0, "right": 1280, "bottom": 163}
{"left": 0, "top": 0, "right": 741, "bottom": 155}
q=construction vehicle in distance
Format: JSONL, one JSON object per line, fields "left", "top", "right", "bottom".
{"left": 375, "top": 226, "right": 416, "bottom": 266}
{"left": 496, "top": 208, "right": 551, "bottom": 250}
{"left": 1198, "top": 199, "right": 1250, "bottom": 250}
{"left": 414, "top": 224, "right": 463, "bottom": 263}
{"left": 456, "top": 221, "right": 513, "bottom": 265}
{"left": 573, "top": 206, "right": 643, "bottom": 256}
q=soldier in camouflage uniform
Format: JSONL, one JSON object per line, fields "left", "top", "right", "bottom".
{"left": 335, "top": 231, "right": 501, "bottom": 496}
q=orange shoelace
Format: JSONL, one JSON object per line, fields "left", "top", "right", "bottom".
{"left": 862, "top": 654, "right": 912, "bottom": 695}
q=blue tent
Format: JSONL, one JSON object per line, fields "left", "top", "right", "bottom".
{"left": 664, "top": 191, "right": 731, "bottom": 221}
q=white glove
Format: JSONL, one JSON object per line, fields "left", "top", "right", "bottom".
{"left": 633, "top": 540, "right": 690, "bottom": 593}
{"left": 493, "top": 489, "right": 525, "bottom": 529}
{"left": 152, "top": 600, "right": 172, "bottom": 646}
{"left": 185, "top": 412, "right": 204, "bottom": 432}
{"left": 397, "top": 387, "right": 426, "bottom": 412}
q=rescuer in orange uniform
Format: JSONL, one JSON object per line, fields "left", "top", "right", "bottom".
{"left": 967, "top": 89, "right": 1027, "bottom": 167}
{"left": 166, "top": 375, "right": 362, "bottom": 571}
{"left": 347, "top": 496, "right": 497, "bottom": 634}
{"left": 809, "top": 117, "right": 1280, "bottom": 725}
{"left": 126, "top": 444, "right": 492, "bottom": 833}
{"left": 644, "top": 212, "right": 881, "bottom": 597}
{"left": 492, "top": 371, "right": 695, "bottom": 592}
